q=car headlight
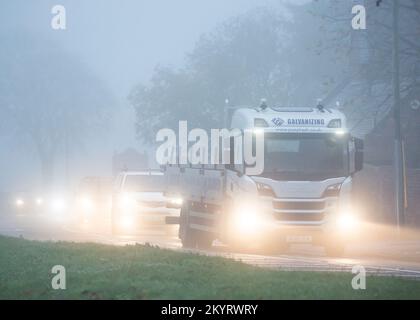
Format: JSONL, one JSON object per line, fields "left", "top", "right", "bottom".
{"left": 51, "top": 198, "right": 66, "bottom": 212}
{"left": 15, "top": 198, "right": 25, "bottom": 207}
{"left": 35, "top": 197, "right": 44, "bottom": 206}
{"left": 120, "top": 215, "right": 135, "bottom": 229}
{"left": 119, "top": 193, "right": 137, "bottom": 210}
{"left": 79, "top": 196, "right": 94, "bottom": 211}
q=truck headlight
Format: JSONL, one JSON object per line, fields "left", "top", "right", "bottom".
{"left": 337, "top": 214, "right": 356, "bottom": 228}
{"left": 236, "top": 210, "right": 259, "bottom": 233}
{"left": 120, "top": 215, "right": 135, "bottom": 229}
{"left": 337, "top": 209, "right": 359, "bottom": 231}
{"left": 232, "top": 203, "right": 266, "bottom": 235}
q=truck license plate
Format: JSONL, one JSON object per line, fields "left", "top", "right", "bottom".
{"left": 286, "top": 235, "right": 312, "bottom": 243}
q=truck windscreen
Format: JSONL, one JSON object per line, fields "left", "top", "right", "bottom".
{"left": 261, "top": 133, "right": 349, "bottom": 181}
{"left": 123, "top": 175, "right": 164, "bottom": 192}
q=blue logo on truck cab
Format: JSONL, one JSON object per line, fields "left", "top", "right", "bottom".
{"left": 271, "top": 118, "right": 284, "bottom": 126}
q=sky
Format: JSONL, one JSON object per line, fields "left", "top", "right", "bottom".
{"left": 2, "top": 0, "right": 285, "bottom": 99}
{"left": 0, "top": 0, "right": 288, "bottom": 190}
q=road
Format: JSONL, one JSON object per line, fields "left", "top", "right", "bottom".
{"left": 2, "top": 210, "right": 420, "bottom": 279}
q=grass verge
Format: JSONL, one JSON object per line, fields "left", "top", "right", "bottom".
{"left": 0, "top": 235, "right": 419, "bottom": 299}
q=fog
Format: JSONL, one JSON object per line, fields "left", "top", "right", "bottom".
{"left": 1, "top": 0, "right": 419, "bottom": 208}
{"left": 0, "top": 0, "right": 282, "bottom": 191}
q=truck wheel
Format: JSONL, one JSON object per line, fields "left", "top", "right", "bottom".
{"left": 111, "top": 206, "right": 122, "bottom": 236}
{"left": 179, "top": 202, "right": 197, "bottom": 248}
{"left": 179, "top": 202, "right": 214, "bottom": 249}
{"left": 196, "top": 233, "right": 213, "bottom": 250}
{"left": 182, "top": 226, "right": 197, "bottom": 248}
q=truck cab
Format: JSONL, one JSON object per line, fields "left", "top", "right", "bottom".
{"left": 225, "top": 106, "right": 364, "bottom": 254}
{"left": 73, "top": 176, "right": 113, "bottom": 225}
{"left": 166, "top": 105, "right": 364, "bottom": 256}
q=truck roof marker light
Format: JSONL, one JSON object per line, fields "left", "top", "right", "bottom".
{"left": 335, "top": 129, "right": 347, "bottom": 136}
{"left": 316, "top": 101, "right": 326, "bottom": 113}
{"left": 256, "top": 98, "right": 268, "bottom": 112}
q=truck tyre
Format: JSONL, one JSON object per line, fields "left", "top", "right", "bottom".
{"left": 196, "top": 232, "right": 213, "bottom": 250}
{"left": 179, "top": 202, "right": 197, "bottom": 248}
{"left": 182, "top": 226, "right": 197, "bottom": 248}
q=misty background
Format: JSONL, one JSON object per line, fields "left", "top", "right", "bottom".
{"left": 1, "top": 0, "right": 419, "bottom": 202}
{"left": 0, "top": 0, "right": 283, "bottom": 191}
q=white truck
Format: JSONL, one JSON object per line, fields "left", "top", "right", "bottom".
{"left": 164, "top": 105, "right": 364, "bottom": 255}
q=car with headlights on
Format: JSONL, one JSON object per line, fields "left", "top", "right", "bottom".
{"left": 8, "top": 190, "right": 69, "bottom": 220}
{"left": 10, "top": 191, "right": 46, "bottom": 215}
{"left": 111, "top": 170, "right": 180, "bottom": 235}
{"left": 73, "top": 176, "right": 113, "bottom": 225}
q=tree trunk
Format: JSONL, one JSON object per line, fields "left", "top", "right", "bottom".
{"left": 40, "top": 153, "right": 55, "bottom": 191}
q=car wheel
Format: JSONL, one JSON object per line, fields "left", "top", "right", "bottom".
{"left": 111, "top": 206, "right": 122, "bottom": 236}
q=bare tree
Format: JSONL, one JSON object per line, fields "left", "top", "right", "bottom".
{"left": 0, "top": 33, "right": 114, "bottom": 189}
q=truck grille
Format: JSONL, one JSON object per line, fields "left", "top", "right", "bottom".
{"left": 273, "top": 201, "right": 324, "bottom": 211}
{"left": 272, "top": 198, "right": 330, "bottom": 223}
{"left": 274, "top": 212, "right": 324, "bottom": 222}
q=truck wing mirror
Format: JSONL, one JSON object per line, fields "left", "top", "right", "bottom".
{"left": 225, "top": 136, "right": 236, "bottom": 170}
{"left": 224, "top": 136, "right": 244, "bottom": 177}
{"left": 354, "top": 138, "right": 364, "bottom": 172}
